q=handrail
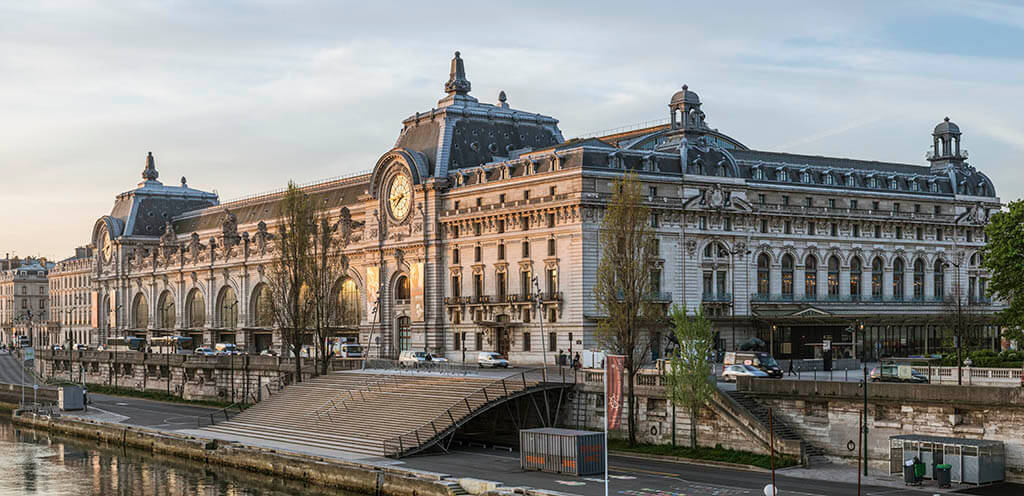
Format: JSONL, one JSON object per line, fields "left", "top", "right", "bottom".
{"left": 381, "top": 367, "right": 574, "bottom": 457}
{"left": 196, "top": 390, "right": 259, "bottom": 428}
{"left": 308, "top": 372, "right": 404, "bottom": 421}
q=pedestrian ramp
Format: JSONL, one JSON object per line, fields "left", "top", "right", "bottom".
{"left": 201, "top": 368, "right": 574, "bottom": 458}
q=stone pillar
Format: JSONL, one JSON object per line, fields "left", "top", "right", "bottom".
{"left": 817, "top": 265, "right": 828, "bottom": 299}
{"left": 839, "top": 266, "right": 850, "bottom": 298}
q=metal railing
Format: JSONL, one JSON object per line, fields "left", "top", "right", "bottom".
{"left": 750, "top": 293, "right": 954, "bottom": 304}
{"left": 195, "top": 390, "right": 258, "bottom": 428}
{"left": 701, "top": 292, "right": 732, "bottom": 302}
{"left": 363, "top": 358, "right": 475, "bottom": 376}
{"left": 381, "top": 367, "right": 575, "bottom": 457}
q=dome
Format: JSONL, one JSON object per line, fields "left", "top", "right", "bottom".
{"left": 934, "top": 116, "right": 960, "bottom": 135}
{"left": 670, "top": 84, "right": 700, "bottom": 106}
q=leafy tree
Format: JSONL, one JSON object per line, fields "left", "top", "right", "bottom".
{"left": 980, "top": 200, "right": 1024, "bottom": 346}
{"left": 266, "top": 182, "right": 315, "bottom": 383}
{"left": 665, "top": 305, "right": 716, "bottom": 449}
{"left": 593, "top": 172, "right": 663, "bottom": 447}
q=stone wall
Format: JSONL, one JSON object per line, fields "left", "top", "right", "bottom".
{"left": 737, "top": 377, "right": 1024, "bottom": 481}
{"left": 34, "top": 350, "right": 332, "bottom": 403}
{"left": 571, "top": 370, "right": 801, "bottom": 458}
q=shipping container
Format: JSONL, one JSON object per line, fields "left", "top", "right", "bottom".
{"left": 520, "top": 428, "right": 604, "bottom": 476}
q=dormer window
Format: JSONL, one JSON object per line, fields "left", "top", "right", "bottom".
{"left": 752, "top": 167, "right": 764, "bottom": 180}
{"left": 889, "top": 178, "right": 898, "bottom": 190}
{"left": 776, "top": 169, "right": 788, "bottom": 182}
{"left": 800, "top": 171, "right": 811, "bottom": 183}
{"left": 824, "top": 173, "right": 835, "bottom": 186}
{"left": 867, "top": 176, "right": 878, "bottom": 189}
{"left": 930, "top": 181, "right": 939, "bottom": 193}
{"left": 910, "top": 180, "right": 919, "bottom": 191}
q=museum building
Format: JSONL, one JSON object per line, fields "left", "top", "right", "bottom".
{"left": 86, "top": 52, "right": 1004, "bottom": 362}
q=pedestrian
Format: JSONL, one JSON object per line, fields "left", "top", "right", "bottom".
{"left": 558, "top": 349, "right": 566, "bottom": 367}
{"left": 787, "top": 359, "right": 795, "bottom": 376}
{"left": 572, "top": 352, "right": 581, "bottom": 370}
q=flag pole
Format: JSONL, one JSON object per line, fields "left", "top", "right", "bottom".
{"left": 604, "top": 353, "right": 609, "bottom": 496}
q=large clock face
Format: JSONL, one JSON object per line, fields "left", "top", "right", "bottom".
{"left": 387, "top": 174, "right": 412, "bottom": 220}
{"left": 101, "top": 228, "right": 112, "bottom": 262}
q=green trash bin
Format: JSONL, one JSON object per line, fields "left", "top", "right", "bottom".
{"left": 935, "top": 464, "right": 952, "bottom": 488}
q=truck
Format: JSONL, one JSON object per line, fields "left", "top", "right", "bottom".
{"left": 723, "top": 351, "right": 782, "bottom": 378}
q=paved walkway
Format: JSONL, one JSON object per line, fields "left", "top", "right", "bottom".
{"left": 59, "top": 393, "right": 220, "bottom": 431}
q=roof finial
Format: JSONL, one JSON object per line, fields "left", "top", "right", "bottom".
{"left": 142, "top": 151, "right": 159, "bottom": 182}
{"left": 682, "top": 84, "right": 688, "bottom": 91}
{"left": 498, "top": 90, "right": 508, "bottom": 109}
{"left": 181, "top": 176, "right": 187, "bottom": 187}
{"left": 444, "top": 50, "right": 471, "bottom": 95}
{"left": 944, "top": 116, "right": 950, "bottom": 122}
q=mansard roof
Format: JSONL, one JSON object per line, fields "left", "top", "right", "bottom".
{"left": 107, "top": 153, "right": 218, "bottom": 238}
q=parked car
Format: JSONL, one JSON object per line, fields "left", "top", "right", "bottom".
{"left": 721, "top": 364, "right": 769, "bottom": 382}
{"left": 337, "top": 343, "right": 362, "bottom": 358}
{"left": 723, "top": 351, "right": 783, "bottom": 378}
{"left": 50, "top": 345, "right": 63, "bottom": 351}
{"left": 214, "top": 343, "right": 240, "bottom": 356}
{"left": 194, "top": 347, "right": 217, "bottom": 356}
{"left": 259, "top": 349, "right": 278, "bottom": 357}
{"left": 72, "top": 344, "right": 88, "bottom": 351}
{"left": 477, "top": 352, "right": 509, "bottom": 368}
{"left": 429, "top": 354, "right": 449, "bottom": 363}
{"left": 870, "top": 366, "right": 930, "bottom": 383}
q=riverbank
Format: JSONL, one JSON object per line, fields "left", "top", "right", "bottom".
{"left": 10, "top": 410, "right": 560, "bottom": 496}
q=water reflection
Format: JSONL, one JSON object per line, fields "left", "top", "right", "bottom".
{"left": 0, "top": 417, "right": 361, "bottom": 495}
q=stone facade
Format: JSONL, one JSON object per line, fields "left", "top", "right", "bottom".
{"left": 48, "top": 247, "right": 95, "bottom": 347}
{"left": 0, "top": 257, "right": 51, "bottom": 346}
{"left": 79, "top": 52, "right": 1004, "bottom": 364}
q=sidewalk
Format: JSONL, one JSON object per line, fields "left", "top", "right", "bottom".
{"left": 781, "top": 461, "right": 966, "bottom": 493}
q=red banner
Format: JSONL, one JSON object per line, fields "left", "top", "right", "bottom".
{"left": 606, "top": 355, "right": 625, "bottom": 430}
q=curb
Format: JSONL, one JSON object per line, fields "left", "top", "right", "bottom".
{"left": 609, "top": 450, "right": 772, "bottom": 473}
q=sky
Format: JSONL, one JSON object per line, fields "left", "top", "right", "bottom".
{"left": 3, "top": 1, "right": 1024, "bottom": 259}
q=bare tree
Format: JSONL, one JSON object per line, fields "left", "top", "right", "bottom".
{"left": 266, "top": 182, "right": 315, "bottom": 383}
{"left": 307, "top": 213, "right": 350, "bottom": 376}
{"left": 593, "top": 172, "right": 663, "bottom": 447}
{"left": 665, "top": 305, "right": 716, "bottom": 449}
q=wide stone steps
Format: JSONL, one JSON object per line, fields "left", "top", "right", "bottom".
{"left": 201, "top": 370, "right": 547, "bottom": 457}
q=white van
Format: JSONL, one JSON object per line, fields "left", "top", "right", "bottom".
{"left": 214, "top": 343, "right": 239, "bottom": 356}
{"left": 398, "top": 350, "right": 428, "bottom": 367}
{"left": 338, "top": 343, "right": 362, "bottom": 358}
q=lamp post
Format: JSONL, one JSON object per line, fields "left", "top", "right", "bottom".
{"left": 729, "top": 245, "right": 751, "bottom": 352}
{"left": 533, "top": 276, "right": 548, "bottom": 381}
{"left": 944, "top": 251, "right": 965, "bottom": 385}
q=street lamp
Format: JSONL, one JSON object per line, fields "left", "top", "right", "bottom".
{"left": 943, "top": 251, "right": 965, "bottom": 385}
{"left": 532, "top": 276, "right": 548, "bottom": 380}
{"left": 729, "top": 246, "right": 751, "bottom": 352}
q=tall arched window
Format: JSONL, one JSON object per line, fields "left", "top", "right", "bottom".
{"left": 397, "top": 316, "right": 411, "bottom": 351}
{"left": 934, "top": 260, "right": 945, "bottom": 300}
{"left": 395, "top": 275, "right": 410, "bottom": 301}
{"left": 218, "top": 286, "right": 238, "bottom": 328}
{"left": 187, "top": 289, "right": 205, "bottom": 327}
{"left": 913, "top": 259, "right": 925, "bottom": 300}
{"left": 158, "top": 290, "right": 175, "bottom": 329}
{"left": 132, "top": 292, "right": 149, "bottom": 329}
{"left": 251, "top": 284, "right": 273, "bottom": 327}
{"left": 781, "top": 254, "right": 794, "bottom": 297}
{"left": 805, "top": 255, "right": 817, "bottom": 298}
{"left": 757, "top": 254, "right": 770, "bottom": 297}
{"left": 850, "top": 257, "right": 862, "bottom": 299}
{"left": 827, "top": 255, "right": 840, "bottom": 297}
{"left": 336, "top": 278, "right": 361, "bottom": 325}
{"left": 871, "top": 257, "right": 883, "bottom": 298}
{"left": 894, "top": 259, "right": 905, "bottom": 299}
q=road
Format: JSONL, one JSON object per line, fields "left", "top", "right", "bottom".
{"left": 401, "top": 446, "right": 966, "bottom": 496}
{"left": 78, "top": 393, "right": 220, "bottom": 431}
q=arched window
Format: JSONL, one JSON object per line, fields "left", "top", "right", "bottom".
{"left": 934, "top": 260, "right": 945, "bottom": 300}
{"left": 397, "top": 316, "right": 411, "bottom": 351}
{"left": 218, "top": 286, "right": 238, "bottom": 328}
{"left": 850, "top": 257, "right": 862, "bottom": 298}
{"left": 187, "top": 289, "right": 205, "bottom": 327}
{"left": 776, "top": 169, "right": 788, "bottom": 182}
{"left": 132, "top": 292, "right": 149, "bottom": 329}
{"left": 757, "top": 254, "right": 770, "bottom": 297}
{"left": 805, "top": 255, "right": 817, "bottom": 298}
{"left": 251, "top": 284, "right": 273, "bottom": 327}
{"left": 913, "top": 259, "right": 925, "bottom": 300}
{"left": 801, "top": 171, "right": 811, "bottom": 183}
{"left": 894, "top": 259, "right": 905, "bottom": 299}
{"left": 827, "top": 255, "right": 840, "bottom": 297}
{"left": 395, "top": 275, "right": 410, "bottom": 301}
{"left": 336, "top": 278, "right": 361, "bottom": 325}
{"left": 871, "top": 257, "right": 883, "bottom": 298}
{"left": 781, "top": 254, "right": 794, "bottom": 297}
{"left": 158, "top": 290, "right": 175, "bottom": 329}
{"left": 824, "top": 173, "right": 835, "bottom": 186}
{"left": 753, "top": 167, "right": 764, "bottom": 180}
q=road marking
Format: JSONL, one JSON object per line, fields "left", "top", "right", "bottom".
{"left": 555, "top": 480, "right": 586, "bottom": 486}
{"left": 610, "top": 466, "right": 679, "bottom": 477}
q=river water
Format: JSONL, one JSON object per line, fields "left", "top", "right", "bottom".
{"left": 0, "top": 415, "right": 360, "bottom": 495}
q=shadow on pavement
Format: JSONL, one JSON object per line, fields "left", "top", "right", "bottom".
{"left": 954, "top": 482, "right": 1024, "bottom": 494}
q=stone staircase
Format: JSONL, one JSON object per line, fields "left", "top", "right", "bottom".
{"left": 724, "top": 390, "right": 828, "bottom": 466}
{"left": 202, "top": 369, "right": 572, "bottom": 458}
